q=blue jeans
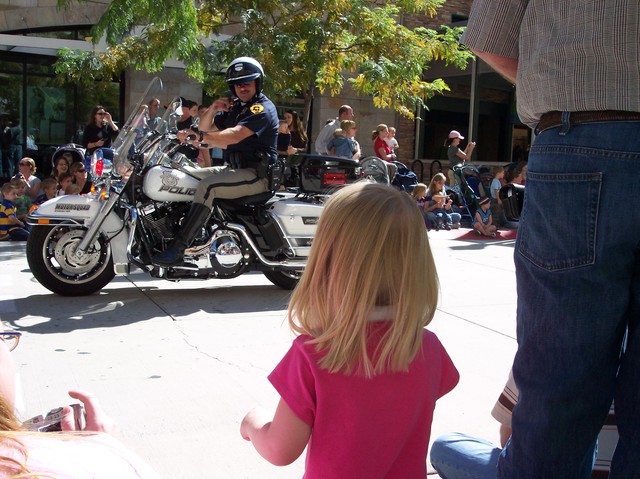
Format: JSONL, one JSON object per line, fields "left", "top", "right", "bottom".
{"left": 430, "top": 432, "right": 500, "bottom": 479}
{"left": 498, "top": 119, "right": 640, "bottom": 479}
{"left": 435, "top": 209, "right": 462, "bottom": 225}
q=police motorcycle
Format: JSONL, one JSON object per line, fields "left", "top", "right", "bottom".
{"left": 26, "top": 78, "right": 360, "bottom": 296}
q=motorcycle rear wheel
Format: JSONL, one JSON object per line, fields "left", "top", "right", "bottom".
{"left": 27, "top": 225, "right": 115, "bottom": 296}
{"left": 263, "top": 270, "right": 301, "bottom": 290}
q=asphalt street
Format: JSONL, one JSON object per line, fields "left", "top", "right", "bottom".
{"left": 0, "top": 228, "right": 518, "bottom": 478}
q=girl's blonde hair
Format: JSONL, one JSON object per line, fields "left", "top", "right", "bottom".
{"left": 340, "top": 120, "right": 356, "bottom": 131}
{"left": 371, "top": 124, "right": 388, "bottom": 141}
{"left": 0, "top": 394, "right": 32, "bottom": 478}
{"left": 411, "top": 183, "right": 427, "bottom": 200}
{"left": 428, "top": 173, "right": 447, "bottom": 197}
{"left": 288, "top": 181, "right": 439, "bottom": 377}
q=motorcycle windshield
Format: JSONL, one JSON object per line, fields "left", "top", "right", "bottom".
{"left": 111, "top": 77, "right": 169, "bottom": 176}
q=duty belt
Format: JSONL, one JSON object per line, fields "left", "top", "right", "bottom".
{"left": 535, "top": 110, "right": 640, "bottom": 135}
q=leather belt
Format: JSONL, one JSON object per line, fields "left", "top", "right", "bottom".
{"left": 535, "top": 110, "right": 640, "bottom": 135}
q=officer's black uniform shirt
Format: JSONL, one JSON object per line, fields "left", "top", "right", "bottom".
{"left": 214, "top": 92, "right": 278, "bottom": 168}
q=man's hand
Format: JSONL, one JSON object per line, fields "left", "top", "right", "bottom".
{"left": 177, "top": 129, "right": 198, "bottom": 145}
{"left": 212, "top": 98, "right": 230, "bottom": 113}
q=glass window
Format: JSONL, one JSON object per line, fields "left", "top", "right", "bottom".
{"left": 26, "top": 77, "right": 73, "bottom": 148}
{"left": 0, "top": 60, "right": 22, "bottom": 73}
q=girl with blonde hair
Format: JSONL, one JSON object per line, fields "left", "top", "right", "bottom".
{"left": 241, "top": 181, "right": 459, "bottom": 477}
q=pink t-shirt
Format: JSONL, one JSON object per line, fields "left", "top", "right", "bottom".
{"left": 269, "top": 324, "right": 459, "bottom": 479}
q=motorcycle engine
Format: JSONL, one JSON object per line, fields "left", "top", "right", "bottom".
{"left": 204, "top": 229, "right": 245, "bottom": 276}
{"left": 139, "top": 202, "right": 187, "bottom": 245}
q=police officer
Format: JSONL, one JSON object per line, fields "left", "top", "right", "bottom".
{"left": 153, "top": 57, "right": 278, "bottom": 267}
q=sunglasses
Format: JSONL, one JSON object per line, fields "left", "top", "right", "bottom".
{"left": 0, "top": 331, "right": 21, "bottom": 352}
{"left": 19, "top": 162, "right": 30, "bottom": 166}
{"left": 75, "top": 168, "right": 86, "bottom": 173}
{"left": 97, "top": 112, "right": 106, "bottom": 115}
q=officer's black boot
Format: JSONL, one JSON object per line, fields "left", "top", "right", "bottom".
{"left": 152, "top": 203, "right": 211, "bottom": 267}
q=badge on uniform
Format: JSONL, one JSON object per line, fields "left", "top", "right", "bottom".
{"left": 250, "top": 104, "right": 264, "bottom": 114}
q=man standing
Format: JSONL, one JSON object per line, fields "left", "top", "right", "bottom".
{"left": 462, "top": 2, "right": 640, "bottom": 478}
{"left": 5, "top": 119, "right": 22, "bottom": 178}
{"left": 314, "top": 105, "right": 354, "bottom": 155}
{"left": 152, "top": 57, "right": 278, "bottom": 267}
{"left": 147, "top": 98, "right": 163, "bottom": 131}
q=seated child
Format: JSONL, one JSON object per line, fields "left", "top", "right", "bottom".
{"left": 33, "top": 177, "right": 58, "bottom": 207}
{"left": 241, "top": 182, "right": 459, "bottom": 478}
{"left": 426, "top": 173, "right": 460, "bottom": 230}
{"left": 57, "top": 172, "right": 73, "bottom": 196}
{"left": 0, "top": 183, "right": 29, "bottom": 241}
{"left": 474, "top": 197, "right": 497, "bottom": 237}
{"left": 9, "top": 177, "right": 32, "bottom": 223}
{"left": 64, "top": 183, "right": 82, "bottom": 196}
{"left": 410, "top": 183, "right": 438, "bottom": 230}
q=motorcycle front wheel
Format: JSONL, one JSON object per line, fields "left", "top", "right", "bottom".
{"left": 263, "top": 270, "right": 301, "bottom": 290}
{"left": 27, "top": 225, "right": 115, "bottom": 296}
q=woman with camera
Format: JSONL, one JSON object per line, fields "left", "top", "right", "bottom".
{"left": 82, "top": 105, "right": 119, "bottom": 155}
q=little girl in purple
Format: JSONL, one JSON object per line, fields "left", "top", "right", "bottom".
{"left": 241, "top": 181, "right": 459, "bottom": 478}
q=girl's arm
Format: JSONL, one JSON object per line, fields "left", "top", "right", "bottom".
{"left": 241, "top": 399, "right": 311, "bottom": 466}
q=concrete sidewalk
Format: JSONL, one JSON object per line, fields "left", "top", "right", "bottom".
{"left": 0, "top": 227, "right": 518, "bottom": 478}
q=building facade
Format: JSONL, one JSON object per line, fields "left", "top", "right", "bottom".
{"left": 0, "top": 0, "right": 524, "bottom": 179}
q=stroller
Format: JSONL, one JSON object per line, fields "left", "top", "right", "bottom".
{"left": 51, "top": 143, "right": 86, "bottom": 170}
{"left": 450, "top": 163, "right": 491, "bottom": 223}
{"left": 360, "top": 157, "right": 418, "bottom": 193}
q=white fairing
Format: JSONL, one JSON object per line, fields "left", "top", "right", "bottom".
{"left": 269, "top": 199, "right": 322, "bottom": 237}
{"left": 30, "top": 195, "right": 103, "bottom": 223}
{"left": 143, "top": 165, "right": 200, "bottom": 202}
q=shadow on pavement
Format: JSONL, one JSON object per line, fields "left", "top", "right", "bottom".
{"left": 1, "top": 281, "right": 291, "bottom": 335}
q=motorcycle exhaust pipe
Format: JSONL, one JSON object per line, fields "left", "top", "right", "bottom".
{"left": 225, "top": 222, "right": 306, "bottom": 270}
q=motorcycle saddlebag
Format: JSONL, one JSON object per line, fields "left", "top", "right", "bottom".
{"left": 286, "top": 154, "right": 360, "bottom": 194}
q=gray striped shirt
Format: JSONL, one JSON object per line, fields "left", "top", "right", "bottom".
{"left": 461, "top": 0, "right": 640, "bottom": 128}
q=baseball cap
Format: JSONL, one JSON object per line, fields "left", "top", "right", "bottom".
{"left": 448, "top": 130, "right": 464, "bottom": 140}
